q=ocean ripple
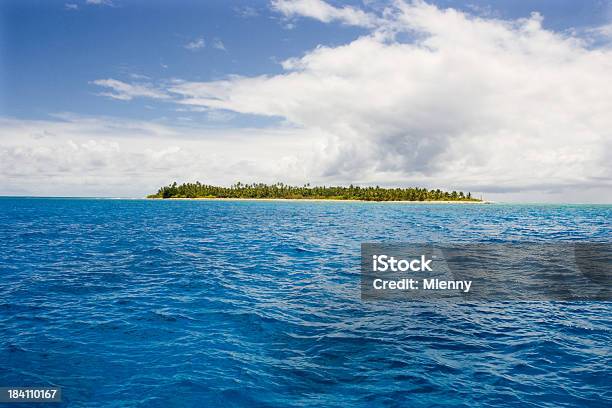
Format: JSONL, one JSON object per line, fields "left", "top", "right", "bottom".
{"left": 0, "top": 198, "right": 610, "bottom": 407}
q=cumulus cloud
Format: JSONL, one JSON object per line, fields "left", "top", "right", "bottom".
{"left": 11, "top": 0, "right": 612, "bottom": 201}
{"left": 161, "top": 0, "right": 612, "bottom": 201}
{"left": 271, "top": 0, "right": 377, "bottom": 27}
{"left": 65, "top": 3, "right": 78, "bottom": 10}
{"left": 91, "top": 79, "right": 169, "bottom": 100}
{"left": 184, "top": 37, "right": 205, "bottom": 51}
{"left": 0, "top": 116, "right": 318, "bottom": 197}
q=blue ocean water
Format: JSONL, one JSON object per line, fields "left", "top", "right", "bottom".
{"left": 0, "top": 198, "right": 610, "bottom": 407}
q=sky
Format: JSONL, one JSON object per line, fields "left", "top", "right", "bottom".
{"left": 1, "top": 0, "right": 611, "bottom": 202}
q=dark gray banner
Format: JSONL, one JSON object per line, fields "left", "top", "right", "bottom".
{"left": 361, "top": 243, "right": 612, "bottom": 301}
{"left": 0, "top": 387, "right": 61, "bottom": 403}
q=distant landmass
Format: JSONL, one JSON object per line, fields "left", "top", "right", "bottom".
{"left": 148, "top": 182, "right": 481, "bottom": 202}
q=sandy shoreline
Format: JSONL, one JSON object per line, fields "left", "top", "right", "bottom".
{"left": 148, "top": 197, "right": 492, "bottom": 204}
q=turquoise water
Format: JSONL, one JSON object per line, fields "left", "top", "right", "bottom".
{"left": 0, "top": 198, "right": 610, "bottom": 407}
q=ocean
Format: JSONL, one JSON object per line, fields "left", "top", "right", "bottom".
{"left": 0, "top": 198, "right": 610, "bottom": 407}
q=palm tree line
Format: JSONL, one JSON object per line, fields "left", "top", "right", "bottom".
{"left": 148, "top": 182, "right": 480, "bottom": 201}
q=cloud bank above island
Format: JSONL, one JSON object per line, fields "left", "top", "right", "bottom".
{"left": 2, "top": 0, "right": 611, "bottom": 202}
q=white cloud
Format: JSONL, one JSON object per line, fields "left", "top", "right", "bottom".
{"left": 65, "top": 3, "right": 78, "bottom": 10}
{"left": 184, "top": 38, "right": 205, "bottom": 51}
{"left": 35, "top": 1, "right": 612, "bottom": 201}
{"left": 91, "top": 79, "right": 168, "bottom": 100}
{"left": 206, "top": 110, "right": 235, "bottom": 122}
{"left": 270, "top": 0, "right": 377, "bottom": 27}
{"left": 235, "top": 6, "right": 259, "bottom": 18}
{"left": 129, "top": 73, "right": 150, "bottom": 80}
{"left": 163, "top": 1, "right": 612, "bottom": 201}
{"left": 86, "top": 0, "right": 113, "bottom": 5}
{"left": 598, "top": 23, "right": 612, "bottom": 37}
{"left": 584, "top": 23, "right": 612, "bottom": 43}
{"left": 0, "top": 116, "right": 317, "bottom": 197}
{"left": 212, "top": 38, "right": 226, "bottom": 51}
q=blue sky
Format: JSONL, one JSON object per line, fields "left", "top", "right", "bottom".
{"left": 1, "top": 0, "right": 367, "bottom": 123}
{"left": 2, "top": 0, "right": 610, "bottom": 123}
{"left": 1, "top": 1, "right": 611, "bottom": 201}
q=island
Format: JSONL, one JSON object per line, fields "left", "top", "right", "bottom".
{"left": 148, "top": 182, "right": 482, "bottom": 202}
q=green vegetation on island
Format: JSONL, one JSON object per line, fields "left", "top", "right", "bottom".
{"left": 148, "top": 182, "right": 481, "bottom": 202}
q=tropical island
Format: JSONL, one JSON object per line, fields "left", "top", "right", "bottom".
{"left": 148, "top": 182, "right": 482, "bottom": 202}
